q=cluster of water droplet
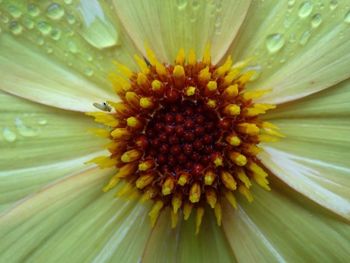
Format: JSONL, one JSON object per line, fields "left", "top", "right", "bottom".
{"left": 0, "top": 0, "right": 121, "bottom": 83}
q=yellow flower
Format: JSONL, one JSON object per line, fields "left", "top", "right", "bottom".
{"left": 0, "top": 0, "right": 350, "bottom": 262}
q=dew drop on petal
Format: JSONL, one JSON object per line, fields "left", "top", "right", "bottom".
{"left": 344, "top": 10, "right": 350, "bottom": 24}
{"left": 84, "top": 67, "right": 94, "bottom": 76}
{"left": 50, "top": 28, "right": 62, "bottom": 40}
{"left": 37, "top": 118, "right": 48, "bottom": 125}
{"left": 176, "top": 0, "right": 187, "bottom": 10}
{"left": 36, "top": 21, "right": 52, "bottom": 35}
{"left": 298, "top": 1, "right": 313, "bottom": 18}
{"left": 2, "top": 127, "right": 16, "bottom": 142}
{"left": 311, "top": 13, "right": 322, "bottom": 28}
{"left": 15, "top": 117, "right": 38, "bottom": 137}
{"left": 46, "top": 3, "right": 65, "bottom": 20}
{"left": 67, "top": 40, "right": 78, "bottom": 53}
{"left": 265, "top": 33, "right": 285, "bottom": 53}
{"left": 23, "top": 16, "right": 35, "bottom": 29}
{"left": 9, "top": 21, "right": 23, "bottom": 35}
{"left": 329, "top": 0, "right": 338, "bottom": 10}
{"left": 8, "top": 5, "right": 22, "bottom": 19}
{"left": 299, "top": 30, "right": 311, "bottom": 45}
{"left": 27, "top": 3, "right": 40, "bottom": 17}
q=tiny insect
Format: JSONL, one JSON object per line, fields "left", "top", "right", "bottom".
{"left": 143, "top": 56, "right": 151, "bottom": 67}
{"left": 93, "top": 102, "right": 112, "bottom": 112}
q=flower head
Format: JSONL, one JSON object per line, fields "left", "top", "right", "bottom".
{"left": 0, "top": 0, "right": 350, "bottom": 262}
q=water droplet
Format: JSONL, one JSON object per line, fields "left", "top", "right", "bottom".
{"left": 311, "top": 13, "right": 322, "bottom": 28}
{"left": 299, "top": 30, "right": 311, "bottom": 45}
{"left": 329, "top": 0, "right": 338, "bottom": 10}
{"left": 23, "top": 16, "right": 34, "bottom": 29}
{"left": 288, "top": 0, "right": 296, "bottom": 7}
{"left": 84, "top": 67, "right": 94, "bottom": 76}
{"left": 344, "top": 10, "right": 350, "bottom": 24}
{"left": 45, "top": 44, "right": 53, "bottom": 54}
{"left": 47, "top": 3, "right": 65, "bottom": 20}
{"left": 36, "top": 36, "right": 45, "bottom": 46}
{"left": 67, "top": 40, "right": 78, "bottom": 53}
{"left": 66, "top": 13, "right": 76, "bottom": 25}
{"left": 8, "top": 5, "right": 22, "bottom": 19}
{"left": 176, "top": 0, "right": 187, "bottom": 10}
{"left": 36, "top": 21, "right": 52, "bottom": 35}
{"left": 9, "top": 21, "right": 23, "bottom": 35}
{"left": 27, "top": 4, "right": 40, "bottom": 17}
{"left": 265, "top": 33, "right": 285, "bottom": 53}
{"left": 0, "top": 14, "right": 9, "bottom": 24}
{"left": 50, "top": 28, "right": 62, "bottom": 40}
{"left": 37, "top": 118, "right": 48, "bottom": 125}
{"left": 2, "top": 127, "right": 16, "bottom": 142}
{"left": 15, "top": 117, "right": 38, "bottom": 137}
{"left": 64, "top": 0, "right": 73, "bottom": 4}
{"left": 298, "top": 1, "right": 313, "bottom": 18}
{"left": 192, "top": 0, "right": 200, "bottom": 10}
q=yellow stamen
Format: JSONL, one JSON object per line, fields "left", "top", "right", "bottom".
{"left": 171, "top": 210, "right": 178, "bottom": 229}
{"left": 206, "top": 80, "right": 217, "bottom": 93}
{"left": 214, "top": 56, "right": 232, "bottom": 78}
{"left": 212, "top": 154, "right": 223, "bottom": 167}
{"left": 115, "top": 163, "right": 137, "bottom": 178}
{"left": 242, "top": 89, "right": 271, "bottom": 100}
{"left": 138, "top": 160, "right": 155, "bottom": 171}
{"left": 156, "top": 62, "right": 167, "bottom": 76}
{"left": 254, "top": 103, "right": 276, "bottom": 111}
{"left": 162, "top": 177, "right": 175, "bottom": 195}
{"left": 85, "top": 112, "right": 119, "bottom": 127}
{"left": 172, "top": 192, "right": 182, "bottom": 214}
{"left": 189, "top": 182, "right": 201, "bottom": 203}
{"left": 228, "top": 152, "right": 247, "bottom": 166}
{"left": 222, "top": 84, "right": 239, "bottom": 99}
{"left": 214, "top": 202, "right": 222, "bottom": 226}
{"left": 242, "top": 143, "right": 262, "bottom": 155}
{"left": 223, "top": 68, "right": 240, "bottom": 86}
{"left": 134, "top": 54, "right": 150, "bottom": 74}
{"left": 140, "top": 187, "right": 158, "bottom": 202}
{"left": 198, "top": 67, "right": 211, "bottom": 83}
{"left": 224, "top": 190, "right": 237, "bottom": 209}
{"left": 202, "top": 44, "right": 211, "bottom": 65}
{"left": 262, "top": 128, "right": 285, "bottom": 138}
{"left": 126, "top": 116, "right": 142, "bottom": 129}
{"left": 223, "top": 104, "right": 241, "bottom": 116}
{"left": 188, "top": 49, "right": 196, "bottom": 66}
{"left": 243, "top": 107, "right": 266, "bottom": 117}
{"left": 237, "top": 168, "right": 252, "bottom": 188}
{"left": 89, "top": 128, "right": 110, "bottom": 138}
{"left": 149, "top": 200, "right": 164, "bottom": 227}
{"left": 86, "top": 156, "right": 118, "bottom": 168}
{"left": 113, "top": 61, "right": 133, "bottom": 78}
{"left": 173, "top": 65, "right": 185, "bottom": 87}
{"left": 111, "top": 128, "right": 131, "bottom": 140}
{"left": 121, "top": 149, "right": 141, "bottom": 163}
{"left": 177, "top": 173, "right": 189, "bottom": 186}
{"left": 151, "top": 79, "right": 164, "bottom": 93}
{"left": 102, "top": 176, "right": 120, "bottom": 192}
{"left": 258, "top": 134, "right": 280, "bottom": 142}
{"left": 116, "top": 182, "right": 134, "bottom": 197}
{"left": 204, "top": 170, "right": 216, "bottom": 185}
{"left": 183, "top": 202, "right": 193, "bottom": 220}
{"left": 113, "top": 102, "right": 133, "bottom": 117}
{"left": 238, "top": 185, "right": 254, "bottom": 202}
{"left": 139, "top": 97, "right": 154, "bottom": 109}
{"left": 205, "top": 188, "right": 217, "bottom": 208}
{"left": 136, "top": 172, "right": 155, "bottom": 189}
{"left": 175, "top": 48, "right": 186, "bottom": 65}
{"left": 237, "top": 123, "right": 260, "bottom": 136}
{"left": 261, "top": 121, "right": 280, "bottom": 130}
{"left": 195, "top": 207, "right": 205, "bottom": 235}
{"left": 247, "top": 162, "right": 270, "bottom": 190}
{"left": 206, "top": 99, "right": 217, "bottom": 108}
{"left": 185, "top": 86, "right": 196, "bottom": 96}
{"left": 237, "top": 71, "right": 255, "bottom": 85}
{"left": 145, "top": 45, "right": 158, "bottom": 65}
{"left": 137, "top": 72, "right": 150, "bottom": 86}
{"left": 221, "top": 171, "right": 237, "bottom": 191}
{"left": 125, "top": 92, "right": 140, "bottom": 109}
{"left": 226, "top": 134, "right": 241, "bottom": 146}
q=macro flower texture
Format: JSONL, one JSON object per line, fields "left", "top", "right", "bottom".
{"left": 0, "top": 0, "right": 350, "bottom": 262}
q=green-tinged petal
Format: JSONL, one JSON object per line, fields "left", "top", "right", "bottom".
{"left": 177, "top": 209, "right": 235, "bottom": 263}
{"left": 26, "top": 188, "right": 151, "bottom": 262}
{"left": 0, "top": 91, "right": 105, "bottom": 169}
{"left": 222, "top": 179, "right": 350, "bottom": 262}
{"left": 112, "top": 0, "right": 251, "bottom": 63}
{"left": 265, "top": 78, "right": 350, "bottom": 119}
{"left": 0, "top": 167, "right": 113, "bottom": 263}
{"left": 142, "top": 208, "right": 180, "bottom": 263}
{"left": 0, "top": 0, "right": 139, "bottom": 111}
{"left": 230, "top": 0, "right": 350, "bottom": 103}
{"left": 0, "top": 91, "right": 107, "bottom": 210}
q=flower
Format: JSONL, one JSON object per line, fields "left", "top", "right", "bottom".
{"left": 0, "top": 0, "right": 350, "bottom": 262}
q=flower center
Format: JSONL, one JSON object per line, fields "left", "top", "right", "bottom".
{"left": 87, "top": 46, "right": 283, "bottom": 233}
{"left": 144, "top": 100, "right": 220, "bottom": 176}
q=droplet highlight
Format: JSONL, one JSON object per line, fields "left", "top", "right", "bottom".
{"left": 265, "top": 33, "right": 285, "bottom": 53}
{"left": 2, "top": 127, "right": 16, "bottom": 142}
{"left": 298, "top": 1, "right": 313, "bottom": 18}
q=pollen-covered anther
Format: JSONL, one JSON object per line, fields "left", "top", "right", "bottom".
{"left": 88, "top": 46, "right": 281, "bottom": 232}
